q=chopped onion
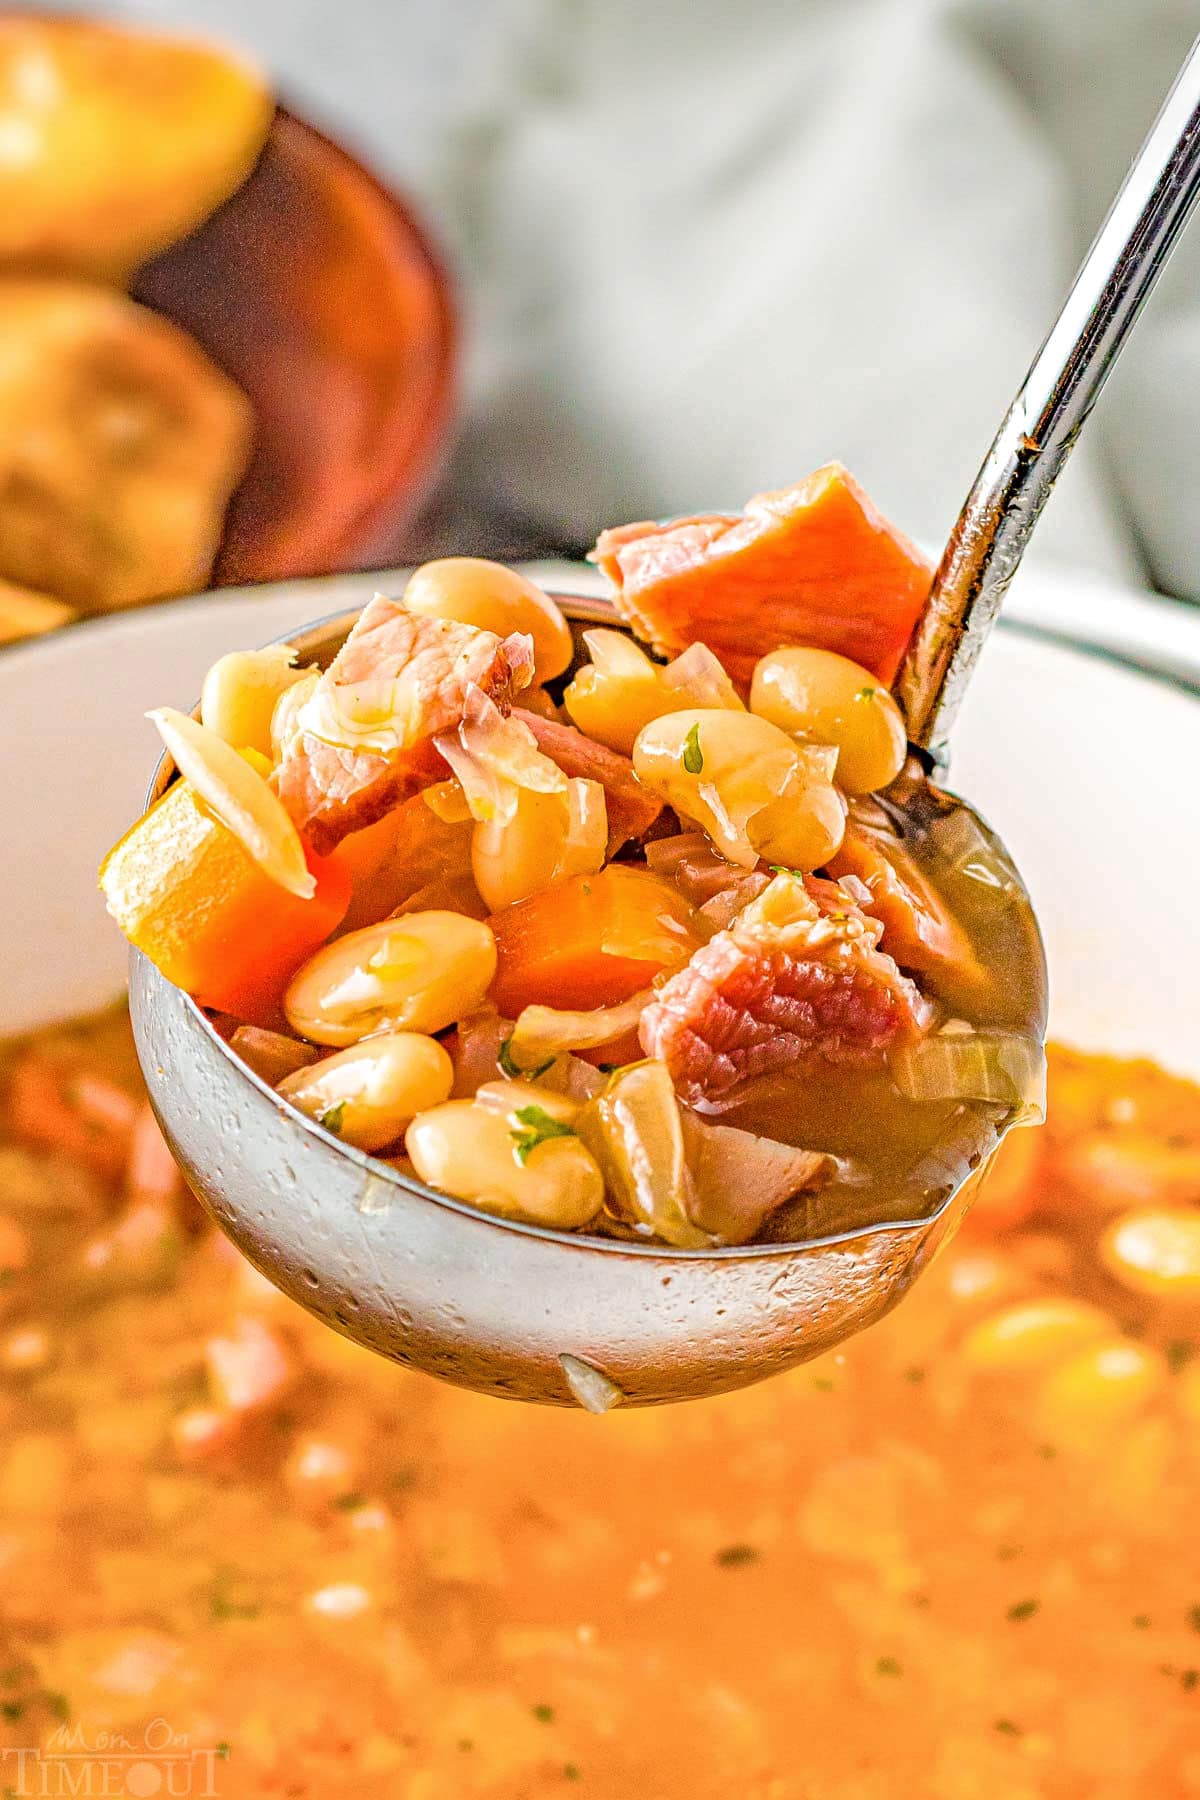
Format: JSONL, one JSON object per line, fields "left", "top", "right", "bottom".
{"left": 435, "top": 687, "right": 564, "bottom": 826}
{"left": 148, "top": 708, "right": 315, "bottom": 899}
{"left": 661, "top": 642, "right": 745, "bottom": 711}
{"left": 422, "top": 779, "right": 473, "bottom": 823}
{"left": 891, "top": 1028, "right": 1046, "bottom": 1120}
{"left": 509, "top": 991, "right": 650, "bottom": 1068}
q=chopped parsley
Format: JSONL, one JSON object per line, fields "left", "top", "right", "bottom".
{"left": 0, "top": 1703, "right": 22, "bottom": 1722}
{"left": 1182, "top": 1668, "right": 1199, "bottom": 1693}
{"left": 768, "top": 864, "right": 805, "bottom": 880}
{"left": 682, "top": 722, "right": 704, "bottom": 774}
{"left": 215, "top": 1744, "right": 232, "bottom": 1762}
{"left": 715, "top": 1543, "right": 759, "bottom": 1568}
{"left": 498, "top": 1035, "right": 554, "bottom": 1081}
{"left": 510, "top": 1105, "right": 576, "bottom": 1164}
{"left": 333, "top": 1492, "right": 366, "bottom": 1512}
{"left": 855, "top": 685, "right": 878, "bottom": 702}
{"left": 994, "top": 1718, "right": 1022, "bottom": 1737}
{"left": 563, "top": 1766, "right": 582, "bottom": 1782}
{"left": 875, "top": 1657, "right": 903, "bottom": 1677}
{"left": 903, "top": 1365, "right": 926, "bottom": 1384}
{"left": 596, "top": 1062, "right": 623, "bottom": 1075}
{"left": 1132, "top": 1614, "right": 1152, "bottom": 1629}
{"left": 209, "top": 1570, "right": 260, "bottom": 1621}
{"left": 317, "top": 1100, "right": 346, "bottom": 1136}
{"left": 1006, "top": 1598, "right": 1039, "bottom": 1623}
{"left": 533, "top": 1703, "right": 556, "bottom": 1723}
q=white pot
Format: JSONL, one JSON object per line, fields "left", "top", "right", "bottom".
{"left": 1, "top": 566, "right": 1196, "bottom": 1082}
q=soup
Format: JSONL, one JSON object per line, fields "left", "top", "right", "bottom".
{"left": 100, "top": 471, "right": 1044, "bottom": 1253}
{"left": 1, "top": 1012, "right": 1197, "bottom": 1796}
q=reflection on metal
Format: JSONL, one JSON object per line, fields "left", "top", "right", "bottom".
{"left": 899, "top": 35, "right": 1200, "bottom": 763}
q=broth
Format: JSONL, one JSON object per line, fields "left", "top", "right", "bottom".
{"left": 1, "top": 1011, "right": 1198, "bottom": 1796}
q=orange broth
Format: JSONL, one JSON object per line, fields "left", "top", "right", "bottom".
{"left": 1, "top": 1012, "right": 1199, "bottom": 1798}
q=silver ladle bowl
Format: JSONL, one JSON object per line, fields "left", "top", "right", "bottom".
{"left": 131, "top": 35, "right": 1200, "bottom": 1406}
{"left": 132, "top": 596, "right": 1045, "bottom": 1409}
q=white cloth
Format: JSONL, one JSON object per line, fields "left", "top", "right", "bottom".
{"left": 65, "top": 0, "right": 1200, "bottom": 597}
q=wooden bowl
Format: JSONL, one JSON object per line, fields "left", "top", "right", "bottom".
{"left": 132, "top": 106, "right": 457, "bottom": 585}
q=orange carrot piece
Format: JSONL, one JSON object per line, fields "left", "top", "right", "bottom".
{"left": 593, "top": 463, "right": 932, "bottom": 687}
{"left": 100, "top": 778, "right": 351, "bottom": 1025}
{"left": 488, "top": 866, "right": 699, "bottom": 1016}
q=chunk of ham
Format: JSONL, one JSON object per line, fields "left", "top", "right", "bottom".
{"left": 640, "top": 872, "right": 934, "bottom": 1104}
{"left": 273, "top": 596, "right": 533, "bottom": 853}
{"left": 593, "top": 464, "right": 932, "bottom": 688}
{"left": 511, "top": 708, "right": 662, "bottom": 852}
{"left": 825, "top": 811, "right": 985, "bottom": 992}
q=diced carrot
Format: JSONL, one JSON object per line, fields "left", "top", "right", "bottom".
{"left": 593, "top": 463, "right": 932, "bottom": 686}
{"left": 4, "top": 1059, "right": 134, "bottom": 1184}
{"left": 826, "top": 819, "right": 985, "bottom": 992}
{"left": 100, "top": 778, "right": 351, "bottom": 1025}
{"left": 488, "top": 865, "right": 700, "bottom": 1016}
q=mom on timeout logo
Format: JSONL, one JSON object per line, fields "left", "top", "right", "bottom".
{"left": 2, "top": 1717, "right": 229, "bottom": 1796}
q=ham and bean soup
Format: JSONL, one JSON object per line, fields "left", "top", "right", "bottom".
{"left": 1, "top": 1016, "right": 1198, "bottom": 1794}
{"left": 100, "top": 466, "right": 1043, "bottom": 1248}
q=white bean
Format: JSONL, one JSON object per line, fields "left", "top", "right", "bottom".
{"left": 278, "top": 1033, "right": 453, "bottom": 1152}
{"left": 285, "top": 912, "right": 497, "bottom": 1047}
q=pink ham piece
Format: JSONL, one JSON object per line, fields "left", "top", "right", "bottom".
{"left": 273, "top": 596, "right": 533, "bottom": 853}
{"left": 511, "top": 707, "right": 663, "bottom": 853}
{"left": 640, "top": 872, "right": 934, "bottom": 1104}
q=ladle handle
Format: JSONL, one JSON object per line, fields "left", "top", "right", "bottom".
{"left": 898, "top": 33, "right": 1200, "bottom": 761}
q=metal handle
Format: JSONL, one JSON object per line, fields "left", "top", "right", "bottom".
{"left": 898, "top": 33, "right": 1200, "bottom": 760}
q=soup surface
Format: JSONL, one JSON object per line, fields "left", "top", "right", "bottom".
{"left": 1, "top": 1012, "right": 1198, "bottom": 1798}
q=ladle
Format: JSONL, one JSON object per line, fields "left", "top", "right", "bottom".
{"left": 131, "top": 35, "right": 1200, "bottom": 1407}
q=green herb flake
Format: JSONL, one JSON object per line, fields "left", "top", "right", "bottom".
{"left": 1132, "top": 1614, "right": 1152, "bottom": 1629}
{"left": 1183, "top": 1668, "right": 1200, "bottom": 1693}
{"left": 457, "top": 1738, "right": 475, "bottom": 1752}
{"left": 510, "top": 1104, "right": 576, "bottom": 1165}
{"left": 44, "top": 1692, "right": 69, "bottom": 1723}
{"left": 855, "top": 685, "right": 878, "bottom": 702}
{"left": 767, "top": 864, "right": 805, "bottom": 880}
{"left": 563, "top": 1766, "right": 582, "bottom": 1783}
{"left": 875, "top": 1656, "right": 903, "bottom": 1678}
{"left": 209, "top": 1571, "right": 261, "bottom": 1621}
{"left": 215, "top": 1744, "right": 232, "bottom": 1762}
{"left": 682, "top": 723, "right": 704, "bottom": 774}
{"left": 0, "top": 1702, "right": 22, "bottom": 1722}
{"left": 1167, "top": 1339, "right": 1196, "bottom": 1373}
{"left": 1006, "top": 1598, "right": 1039, "bottom": 1623}
{"left": 317, "top": 1100, "right": 347, "bottom": 1136}
{"left": 813, "top": 1376, "right": 834, "bottom": 1392}
{"left": 994, "top": 1718, "right": 1022, "bottom": 1737}
{"left": 715, "top": 1543, "right": 759, "bottom": 1568}
{"left": 533, "top": 1703, "right": 556, "bottom": 1724}
{"left": 597, "top": 1062, "right": 623, "bottom": 1075}
{"left": 333, "top": 1492, "right": 366, "bottom": 1512}
{"left": 903, "top": 1365, "right": 926, "bottom": 1384}
{"left": 499, "top": 1036, "right": 554, "bottom": 1082}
